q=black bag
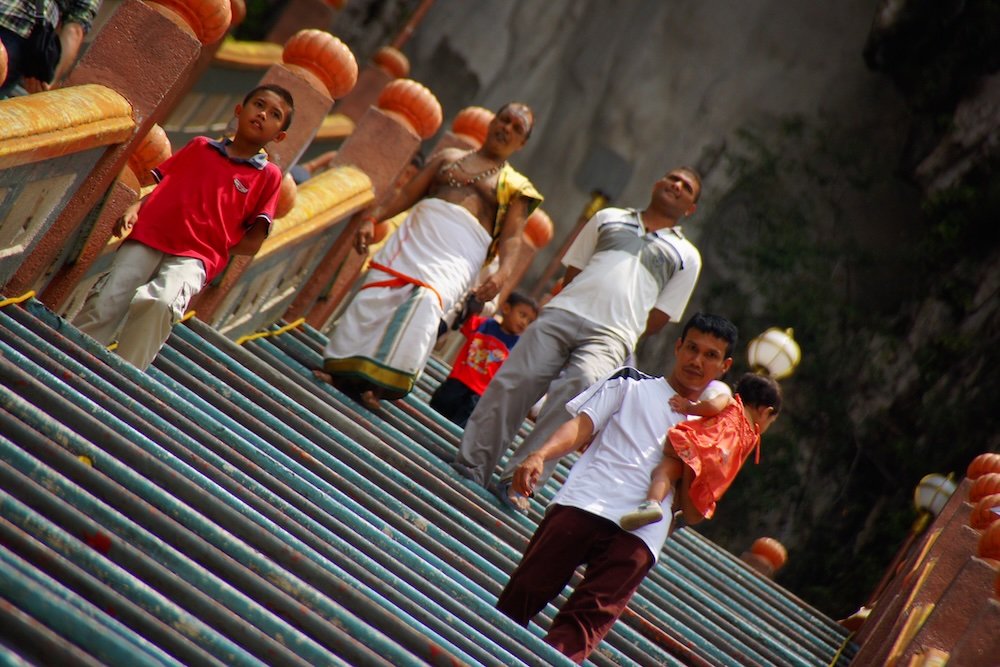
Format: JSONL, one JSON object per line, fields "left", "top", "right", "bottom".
{"left": 23, "top": 0, "right": 62, "bottom": 83}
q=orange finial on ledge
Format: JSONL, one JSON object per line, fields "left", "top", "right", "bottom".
{"left": 451, "top": 106, "right": 493, "bottom": 147}
{"left": 376, "top": 79, "right": 443, "bottom": 139}
{"left": 146, "top": 0, "right": 232, "bottom": 45}
{"left": 282, "top": 29, "right": 358, "bottom": 99}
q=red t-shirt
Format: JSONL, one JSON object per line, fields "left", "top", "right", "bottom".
{"left": 448, "top": 315, "right": 520, "bottom": 395}
{"left": 128, "top": 137, "right": 281, "bottom": 281}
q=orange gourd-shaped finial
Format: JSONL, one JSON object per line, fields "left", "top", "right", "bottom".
{"left": 372, "top": 46, "right": 409, "bottom": 79}
{"left": 968, "top": 452, "right": 1000, "bottom": 480}
{"left": 0, "top": 40, "right": 7, "bottom": 86}
{"left": 978, "top": 520, "right": 1000, "bottom": 562}
{"left": 451, "top": 106, "right": 493, "bottom": 147}
{"left": 377, "top": 79, "right": 442, "bottom": 139}
{"left": 283, "top": 29, "right": 358, "bottom": 99}
{"left": 146, "top": 0, "right": 232, "bottom": 45}
{"left": 127, "top": 125, "right": 172, "bottom": 187}
{"left": 228, "top": 0, "right": 246, "bottom": 27}
{"left": 970, "top": 473, "right": 1000, "bottom": 503}
{"left": 523, "top": 209, "right": 553, "bottom": 248}
{"left": 751, "top": 537, "right": 788, "bottom": 571}
{"left": 970, "top": 493, "right": 1000, "bottom": 530}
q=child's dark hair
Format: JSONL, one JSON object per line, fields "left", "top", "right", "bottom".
{"left": 735, "top": 373, "right": 782, "bottom": 414}
{"left": 243, "top": 84, "right": 296, "bottom": 131}
{"left": 681, "top": 312, "right": 738, "bottom": 358}
{"left": 505, "top": 291, "right": 538, "bottom": 313}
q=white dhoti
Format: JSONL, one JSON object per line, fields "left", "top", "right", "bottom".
{"left": 323, "top": 198, "right": 491, "bottom": 398}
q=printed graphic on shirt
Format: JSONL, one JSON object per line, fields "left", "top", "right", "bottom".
{"left": 595, "top": 220, "right": 680, "bottom": 292}
{"left": 234, "top": 178, "right": 249, "bottom": 193}
{"left": 464, "top": 337, "right": 508, "bottom": 374}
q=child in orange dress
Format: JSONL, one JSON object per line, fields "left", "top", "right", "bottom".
{"left": 619, "top": 372, "right": 782, "bottom": 530}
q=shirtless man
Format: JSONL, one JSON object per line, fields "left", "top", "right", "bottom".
{"left": 317, "top": 103, "right": 543, "bottom": 408}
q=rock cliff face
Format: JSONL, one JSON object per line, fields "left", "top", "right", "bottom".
{"left": 332, "top": 0, "right": 1000, "bottom": 616}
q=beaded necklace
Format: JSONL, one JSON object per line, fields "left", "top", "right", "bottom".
{"left": 444, "top": 153, "right": 506, "bottom": 188}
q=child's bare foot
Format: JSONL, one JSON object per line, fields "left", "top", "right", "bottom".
{"left": 359, "top": 389, "right": 382, "bottom": 411}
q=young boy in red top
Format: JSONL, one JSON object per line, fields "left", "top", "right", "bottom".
{"left": 430, "top": 292, "right": 539, "bottom": 427}
{"left": 73, "top": 85, "right": 294, "bottom": 370}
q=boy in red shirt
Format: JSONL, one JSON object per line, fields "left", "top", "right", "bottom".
{"left": 73, "top": 84, "right": 294, "bottom": 370}
{"left": 431, "top": 292, "right": 539, "bottom": 427}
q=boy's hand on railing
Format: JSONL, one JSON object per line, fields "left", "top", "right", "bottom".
{"left": 114, "top": 203, "right": 141, "bottom": 238}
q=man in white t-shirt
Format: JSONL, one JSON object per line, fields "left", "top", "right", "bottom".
{"left": 452, "top": 167, "right": 704, "bottom": 509}
{"left": 496, "top": 313, "right": 737, "bottom": 663}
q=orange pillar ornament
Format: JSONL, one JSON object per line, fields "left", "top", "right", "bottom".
{"left": 432, "top": 106, "right": 493, "bottom": 153}
{"left": 127, "top": 124, "right": 172, "bottom": 187}
{"left": 375, "top": 78, "right": 443, "bottom": 140}
{"left": 332, "top": 46, "right": 411, "bottom": 122}
{"left": 147, "top": 0, "right": 232, "bottom": 45}
{"left": 0, "top": 40, "right": 7, "bottom": 86}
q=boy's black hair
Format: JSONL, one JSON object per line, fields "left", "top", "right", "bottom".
{"left": 681, "top": 312, "right": 738, "bottom": 358}
{"left": 505, "top": 291, "right": 539, "bottom": 313}
{"left": 735, "top": 372, "right": 782, "bottom": 414}
{"left": 243, "top": 84, "right": 296, "bottom": 131}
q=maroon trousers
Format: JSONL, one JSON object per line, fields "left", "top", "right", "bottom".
{"left": 496, "top": 504, "right": 655, "bottom": 663}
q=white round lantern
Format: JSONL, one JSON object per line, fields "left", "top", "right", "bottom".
{"left": 913, "top": 473, "right": 956, "bottom": 517}
{"left": 747, "top": 327, "right": 801, "bottom": 380}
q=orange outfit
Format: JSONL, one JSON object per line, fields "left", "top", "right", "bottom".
{"left": 668, "top": 395, "right": 760, "bottom": 519}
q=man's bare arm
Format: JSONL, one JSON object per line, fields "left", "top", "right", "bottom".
{"left": 561, "top": 265, "right": 583, "bottom": 288}
{"left": 643, "top": 308, "right": 671, "bottom": 338}
{"left": 474, "top": 194, "right": 530, "bottom": 301}
{"left": 511, "top": 413, "right": 595, "bottom": 496}
{"left": 677, "top": 464, "right": 706, "bottom": 525}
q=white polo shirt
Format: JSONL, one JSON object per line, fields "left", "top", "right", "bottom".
{"left": 547, "top": 207, "right": 701, "bottom": 348}
{"left": 551, "top": 368, "right": 691, "bottom": 560}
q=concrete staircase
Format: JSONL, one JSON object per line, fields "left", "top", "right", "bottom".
{"left": 0, "top": 296, "right": 857, "bottom": 666}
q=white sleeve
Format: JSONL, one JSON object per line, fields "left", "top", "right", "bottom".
{"left": 566, "top": 372, "right": 630, "bottom": 434}
{"left": 699, "top": 379, "right": 733, "bottom": 402}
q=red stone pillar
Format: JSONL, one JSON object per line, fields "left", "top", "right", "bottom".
{"left": 40, "top": 125, "right": 173, "bottom": 313}
{"left": 190, "top": 29, "right": 357, "bottom": 321}
{"left": 4, "top": 0, "right": 230, "bottom": 297}
{"left": 498, "top": 208, "right": 553, "bottom": 305}
{"left": 286, "top": 78, "right": 442, "bottom": 327}
{"left": 331, "top": 46, "right": 409, "bottom": 122}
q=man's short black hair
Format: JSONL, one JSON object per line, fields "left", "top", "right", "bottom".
{"left": 243, "top": 84, "right": 296, "bottom": 131}
{"left": 681, "top": 312, "right": 738, "bottom": 358}
{"left": 735, "top": 372, "right": 782, "bottom": 414}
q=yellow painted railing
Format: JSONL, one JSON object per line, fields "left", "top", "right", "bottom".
{"left": 0, "top": 85, "right": 134, "bottom": 169}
